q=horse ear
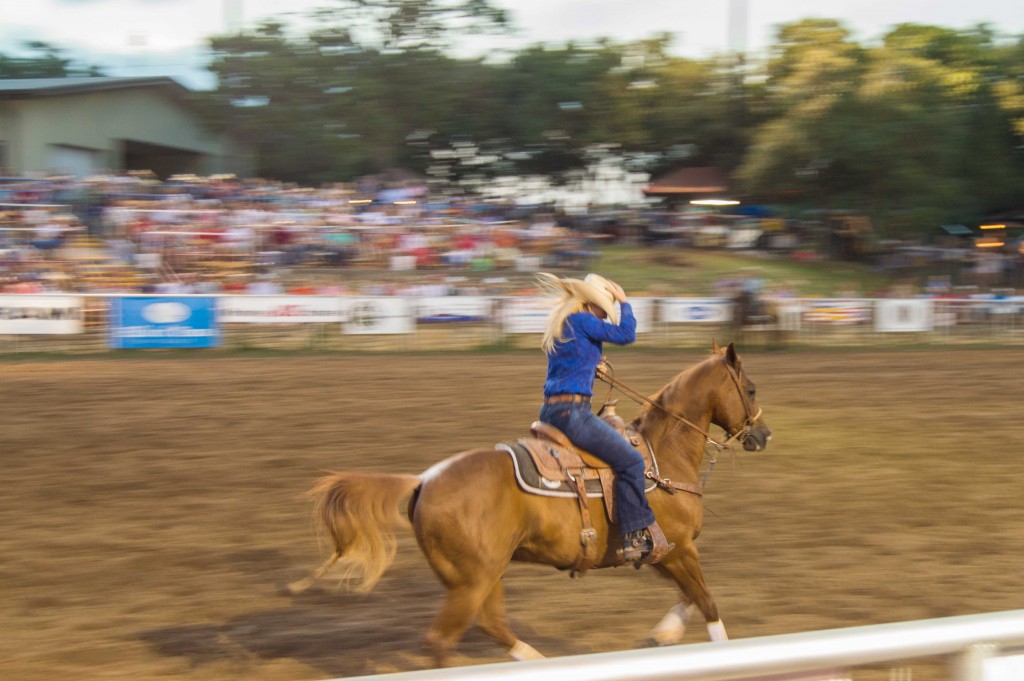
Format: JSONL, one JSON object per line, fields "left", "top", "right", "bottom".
{"left": 711, "top": 338, "right": 720, "bottom": 353}
{"left": 725, "top": 342, "right": 739, "bottom": 366}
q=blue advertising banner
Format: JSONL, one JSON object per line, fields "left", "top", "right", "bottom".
{"left": 109, "top": 297, "right": 220, "bottom": 349}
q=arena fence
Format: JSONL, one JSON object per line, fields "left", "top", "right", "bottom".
{"left": 0, "top": 293, "right": 1022, "bottom": 354}
{"left": 331, "top": 609, "right": 1024, "bottom": 681}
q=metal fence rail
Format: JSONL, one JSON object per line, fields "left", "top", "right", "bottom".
{"left": 332, "top": 609, "right": 1024, "bottom": 681}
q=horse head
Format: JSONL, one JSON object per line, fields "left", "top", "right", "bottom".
{"left": 710, "top": 340, "right": 772, "bottom": 452}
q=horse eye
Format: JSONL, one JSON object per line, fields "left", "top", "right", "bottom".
{"left": 747, "top": 387, "right": 756, "bottom": 398}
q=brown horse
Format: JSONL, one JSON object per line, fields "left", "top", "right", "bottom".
{"left": 290, "top": 341, "right": 772, "bottom": 666}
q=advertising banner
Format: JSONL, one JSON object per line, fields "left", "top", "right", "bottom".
{"left": 660, "top": 298, "right": 733, "bottom": 324}
{"left": 108, "top": 296, "right": 220, "bottom": 349}
{"left": 503, "top": 297, "right": 551, "bottom": 333}
{"left": 504, "top": 297, "right": 651, "bottom": 334}
{"left": 985, "top": 653, "right": 1024, "bottom": 680}
{"left": 0, "top": 295, "right": 83, "bottom": 334}
{"left": 874, "top": 299, "right": 934, "bottom": 332}
{"left": 218, "top": 295, "right": 346, "bottom": 323}
{"left": 803, "top": 299, "right": 872, "bottom": 325}
{"left": 628, "top": 297, "right": 654, "bottom": 333}
{"left": 415, "top": 296, "right": 492, "bottom": 323}
{"left": 342, "top": 297, "right": 413, "bottom": 335}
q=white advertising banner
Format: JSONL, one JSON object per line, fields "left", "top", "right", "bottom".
{"left": 504, "top": 297, "right": 651, "bottom": 334}
{"left": 503, "top": 296, "right": 551, "bottom": 333}
{"left": 985, "top": 653, "right": 1024, "bottom": 680}
{"left": 874, "top": 299, "right": 934, "bottom": 332}
{"left": 343, "top": 297, "right": 414, "bottom": 335}
{"left": 777, "top": 303, "right": 804, "bottom": 331}
{"left": 415, "top": 296, "right": 492, "bottom": 323}
{"left": 0, "top": 295, "right": 83, "bottom": 334}
{"left": 629, "top": 297, "right": 654, "bottom": 333}
{"left": 660, "top": 298, "right": 733, "bottom": 324}
{"left": 218, "top": 295, "right": 347, "bottom": 323}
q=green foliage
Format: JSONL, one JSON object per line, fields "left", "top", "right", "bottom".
{"left": 196, "top": 9, "right": 764, "bottom": 187}
{"left": 0, "top": 41, "right": 105, "bottom": 78}
{"left": 739, "top": 19, "right": 1024, "bottom": 233}
{"left": 13, "top": 6, "right": 1024, "bottom": 236}
{"left": 196, "top": 1, "right": 511, "bottom": 182}
{"left": 194, "top": 9, "right": 1024, "bottom": 231}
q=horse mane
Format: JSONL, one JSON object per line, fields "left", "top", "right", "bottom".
{"left": 641, "top": 348, "right": 726, "bottom": 415}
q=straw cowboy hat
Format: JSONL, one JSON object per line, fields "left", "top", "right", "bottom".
{"left": 536, "top": 272, "right": 622, "bottom": 324}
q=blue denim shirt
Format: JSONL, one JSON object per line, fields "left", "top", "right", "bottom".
{"left": 543, "top": 302, "right": 636, "bottom": 397}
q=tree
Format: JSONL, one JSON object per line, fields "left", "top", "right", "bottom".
{"left": 991, "top": 37, "right": 1024, "bottom": 185}
{"left": 198, "top": 2, "right": 510, "bottom": 183}
{"left": 306, "top": 0, "right": 509, "bottom": 53}
{"left": 738, "top": 19, "right": 868, "bottom": 202}
{"left": 738, "top": 20, "right": 1024, "bottom": 232}
{"left": 192, "top": 10, "right": 1024, "bottom": 230}
{"left": 0, "top": 41, "right": 105, "bottom": 78}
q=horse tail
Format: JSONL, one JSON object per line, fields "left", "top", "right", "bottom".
{"left": 306, "top": 471, "right": 421, "bottom": 593}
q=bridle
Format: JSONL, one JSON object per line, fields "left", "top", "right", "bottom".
{"left": 596, "top": 357, "right": 763, "bottom": 492}
{"left": 717, "top": 358, "right": 764, "bottom": 448}
{"left": 595, "top": 357, "right": 763, "bottom": 453}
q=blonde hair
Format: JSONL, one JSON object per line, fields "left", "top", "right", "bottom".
{"left": 537, "top": 273, "right": 590, "bottom": 354}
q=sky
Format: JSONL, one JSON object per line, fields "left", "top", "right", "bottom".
{"left": 2, "top": 0, "right": 1023, "bottom": 90}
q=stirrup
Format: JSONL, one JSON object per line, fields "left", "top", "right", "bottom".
{"left": 641, "top": 521, "right": 674, "bottom": 565}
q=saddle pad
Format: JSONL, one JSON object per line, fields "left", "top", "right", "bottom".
{"left": 497, "top": 442, "right": 657, "bottom": 499}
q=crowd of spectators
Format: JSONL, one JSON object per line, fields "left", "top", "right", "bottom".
{"left": 2, "top": 171, "right": 1021, "bottom": 299}
{"left": 0, "top": 172, "right": 600, "bottom": 295}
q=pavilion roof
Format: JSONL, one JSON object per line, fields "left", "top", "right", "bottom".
{"left": 643, "top": 166, "right": 730, "bottom": 196}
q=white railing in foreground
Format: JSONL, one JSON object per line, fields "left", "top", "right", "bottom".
{"left": 331, "top": 609, "right": 1024, "bottom": 681}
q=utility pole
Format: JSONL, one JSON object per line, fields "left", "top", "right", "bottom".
{"left": 728, "top": 0, "right": 749, "bottom": 56}
{"left": 225, "top": 0, "right": 244, "bottom": 34}
{"left": 727, "top": 0, "right": 749, "bottom": 184}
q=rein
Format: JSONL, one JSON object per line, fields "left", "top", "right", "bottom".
{"left": 596, "top": 358, "right": 760, "bottom": 451}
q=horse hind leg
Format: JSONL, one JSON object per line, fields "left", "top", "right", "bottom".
{"left": 424, "top": 582, "right": 494, "bottom": 667}
{"left": 477, "top": 579, "right": 544, "bottom": 661}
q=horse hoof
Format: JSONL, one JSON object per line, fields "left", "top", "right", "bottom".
{"left": 510, "top": 640, "right": 544, "bottom": 661}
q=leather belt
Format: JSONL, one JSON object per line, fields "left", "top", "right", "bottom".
{"left": 544, "top": 393, "right": 591, "bottom": 405}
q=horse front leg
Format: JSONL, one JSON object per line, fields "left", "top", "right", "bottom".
{"left": 649, "top": 601, "right": 697, "bottom": 646}
{"left": 652, "top": 542, "right": 728, "bottom": 643}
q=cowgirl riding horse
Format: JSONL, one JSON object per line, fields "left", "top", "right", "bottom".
{"left": 536, "top": 272, "right": 672, "bottom": 564}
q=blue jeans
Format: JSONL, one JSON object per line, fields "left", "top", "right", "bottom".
{"left": 539, "top": 401, "right": 655, "bottom": 534}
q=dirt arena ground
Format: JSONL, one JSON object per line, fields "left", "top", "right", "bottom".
{"left": 3, "top": 347, "right": 1024, "bottom": 681}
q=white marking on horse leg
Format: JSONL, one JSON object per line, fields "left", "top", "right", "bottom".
{"left": 651, "top": 603, "right": 695, "bottom": 646}
{"left": 707, "top": 620, "right": 728, "bottom": 642}
{"left": 509, "top": 640, "right": 544, "bottom": 661}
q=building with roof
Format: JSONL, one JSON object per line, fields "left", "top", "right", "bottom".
{"left": 642, "top": 166, "right": 732, "bottom": 203}
{"left": 0, "top": 77, "right": 253, "bottom": 178}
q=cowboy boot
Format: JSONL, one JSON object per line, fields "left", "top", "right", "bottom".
{"left": 620, "top": 529, "right": 648, "bottom": 564}
{"left": 620, "top": 521, "right": 675, "bottom": 566}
